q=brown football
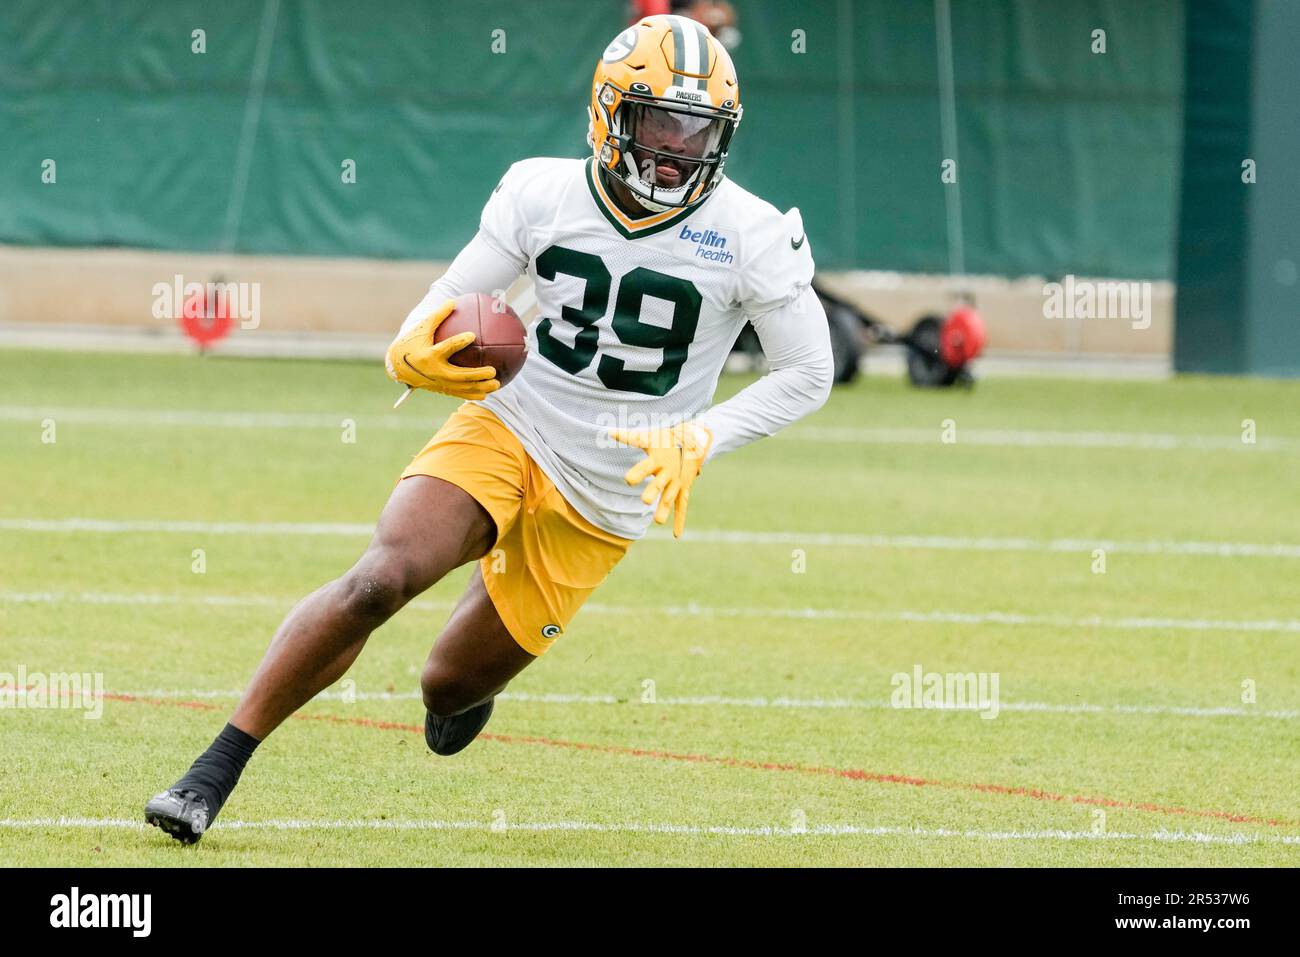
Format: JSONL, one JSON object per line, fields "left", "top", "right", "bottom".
{"left": 433, "top": 292, "right": 528, "bottom": 386}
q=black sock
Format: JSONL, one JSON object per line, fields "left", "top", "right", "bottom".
{"left": 173, "top": 723, "right": 261, "bottom": 817}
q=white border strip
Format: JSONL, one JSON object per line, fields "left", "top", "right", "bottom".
{"left": 0, "top": 817, "right": 1294, "bottom": 844}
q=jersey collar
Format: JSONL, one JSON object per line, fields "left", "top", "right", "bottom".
{"left": 585, "top": 158, "right": 709, "bottom": 240}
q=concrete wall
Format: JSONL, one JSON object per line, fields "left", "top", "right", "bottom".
{"left": 0, "top": 245, "right": 1172, "bottom": 357}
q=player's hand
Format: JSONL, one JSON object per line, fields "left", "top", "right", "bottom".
{"left": 609, "top": 422, "right": 712, "bottom": 538}
{"left": 385, "top": 299, "right": 500, "bottom": 401}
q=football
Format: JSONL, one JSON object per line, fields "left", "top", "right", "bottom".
{"left": 434, "top": 291, "right": 528, "bottom": 386}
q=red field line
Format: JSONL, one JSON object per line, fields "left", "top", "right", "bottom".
{"left": 473, "top": 732, "right": 1299, "bottom": 829}
{"left": 48, "top": 691, "right": 1299, "bottom": 831}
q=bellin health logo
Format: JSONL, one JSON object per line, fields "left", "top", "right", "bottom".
{"left": 678, "top": 225, "right": 734, "bottom": 264}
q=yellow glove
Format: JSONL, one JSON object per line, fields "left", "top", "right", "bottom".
{"left": 609, "top": 422, "right": 712, "bottom": 538}
{"left": 385, "top": 299, "right": 500, "bottom": 401}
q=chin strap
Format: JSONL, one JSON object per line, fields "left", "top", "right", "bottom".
{"left": 618, "top": 156, "right": 675, "bottom": 212}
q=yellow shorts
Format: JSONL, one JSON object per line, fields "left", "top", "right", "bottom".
{"left": 401, "top": 402, "right": 631, "bottom": 656}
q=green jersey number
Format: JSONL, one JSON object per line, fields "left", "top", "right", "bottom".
{"left": 534, "top": 245, "right": 701, "bottom": 397}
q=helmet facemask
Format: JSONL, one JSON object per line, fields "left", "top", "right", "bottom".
{"left": 608, "top": 94, "right": 737, "bottom": 212}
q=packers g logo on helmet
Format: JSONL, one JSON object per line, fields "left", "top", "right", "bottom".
{"left": 588, "top": 14, "right": 742, "bottom": 213}
{"left": 602, "top": 27, "right": 639, "bottom": 64}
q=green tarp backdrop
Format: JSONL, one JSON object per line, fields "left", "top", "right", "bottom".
{"left": 1174, "top": 0, "right": 1300, "bottom": 377}
{"left": 1, "top": 0, "right": 1183, "bottom": 278}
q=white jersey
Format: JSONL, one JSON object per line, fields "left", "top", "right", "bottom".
{"left": 400, "top": 156, "right": 833, "bottom": 540}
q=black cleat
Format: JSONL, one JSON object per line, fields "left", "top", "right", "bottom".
{"left": 144, "top": 787, "right": 212, "bottom": 845}
{"left": 424, "top": 698, "right": 495, "bottom": 756}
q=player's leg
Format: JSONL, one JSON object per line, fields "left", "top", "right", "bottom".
{"left": 231, "top": 475, "right": 495, "bottom": 738}
{"left": 417, "top": 463, "right": 635, "bottom": 756}
{"left": 419, "top": 565, "right": 536, "bottom": 755}
{"left": 144, "top": 475, "right": 495, "bottom": 844}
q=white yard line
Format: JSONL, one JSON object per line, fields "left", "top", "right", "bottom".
{"left": 0, "top": 406, "right": 413, "bottom": 431}
{"left": 4, "top": 516, "right": 1300, "bottom": 559}
{"left": 2, "top": 405, "right": 1294, "bottom": 451}
{"left": 3, "top": 589, "right": 1298, "bottom": 635}
{"left": 782, "top": 424, "right": 1295, "bottom": 451}
{"left": 0, "top": 816, "right": 1293, "bottom": 844}
{"left": 616, "top": 602, "right": 1300, "bottom": 633}
{"left": 81, "top": 687, "right": 1298, "bottom": 721}
{"left": 0, "top": 518, "right": 376, "bottom": 536}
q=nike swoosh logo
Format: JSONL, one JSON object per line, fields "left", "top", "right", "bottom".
{"left": 791, "top": 234, "right": 806, "bottom": 250}
{"left": 401, "top": 355, "right": 441, "bottom": 385}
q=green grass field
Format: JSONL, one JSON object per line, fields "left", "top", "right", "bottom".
{"left": 1, "top": 347, "right": 1297, "bottom": 866}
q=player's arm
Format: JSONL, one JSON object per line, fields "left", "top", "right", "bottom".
{"left": 611, "top": 210, "right": 832, "bottom": 536}
{"left": 694, "top": 285, "right": 835, "bottom": 456}
{"left": 389, "top": 162, "right": 534, "bottom": 399}
{"left": 609, "top": 287, "right": 833, "bottom": 537}
{"left": 386, "top": 231, "right": 526, "bottom": 400}
{"left": 694, "top": 208, "right": 833, "bottom": 455}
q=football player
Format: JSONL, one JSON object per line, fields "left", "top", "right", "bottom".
{"left": 145, "top": 13, "right": 833, "bottom": 844}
